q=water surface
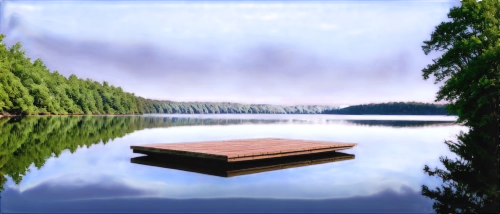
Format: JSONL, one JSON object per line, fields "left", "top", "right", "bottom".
{"left": 0, "top": 114, "right": 464, "bottom": 213}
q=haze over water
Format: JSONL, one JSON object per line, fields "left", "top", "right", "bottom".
{"left": 1, "top": 114, "right": 463, "bottom": 213}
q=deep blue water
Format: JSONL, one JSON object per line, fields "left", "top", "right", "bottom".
{"left": 0, "top": 114, "right": 463, "bottom": 213}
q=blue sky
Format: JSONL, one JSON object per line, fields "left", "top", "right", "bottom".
{"left": 0, "top": 0, "right": 460, "bottom": 105}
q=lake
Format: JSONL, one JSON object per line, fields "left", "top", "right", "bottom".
{"left": 0, "top": 114, "right": 465, "bottom": 213}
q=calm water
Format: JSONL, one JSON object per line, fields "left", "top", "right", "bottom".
{"left": 0, "top": 114, "right": 465, "bottom": 213}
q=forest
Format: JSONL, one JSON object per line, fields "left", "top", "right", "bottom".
{"left": 323, "top": 102, "right": 454, "bottom": 115}
{"left": 0, "top": 35, "right": 453, "bottom": 116}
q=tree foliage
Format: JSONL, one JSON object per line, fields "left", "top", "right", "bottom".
{"left": 0, "top": 35, "right": 141, "bottom": 115}
{"left": 422, "top": 0, "right": 500, "bottom": 128}
{"left": 420, "top": 0, "right": 500, "bottom": 212}
{"left": 0, "top": 35, "right": 458, "bottom": 117}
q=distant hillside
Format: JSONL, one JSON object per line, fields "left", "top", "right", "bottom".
{"left": 139, "top": 99, "right": 338, "bottom": 114}
{"left": 323, "top": 102, "right": 455, "bottom": 115}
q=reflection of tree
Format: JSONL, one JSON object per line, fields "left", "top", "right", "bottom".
{"left": 0, "top": 116, "right": 162, "bottom": 192}
{"left": 422, "top": 129, "right": 498, "bottom": 213}
{"left": 0, "top": 116, "right": 285, "bottom": 192}
{"left": 344, "top": 120, "right": 455, "bottom": 128}
{"left": 0, "top": 116, "right": 462, "bottom": 193}
{"left": 169, "top": 118, "right": 456, "bottom": 128}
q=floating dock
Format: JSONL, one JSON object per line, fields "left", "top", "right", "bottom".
{"left": 131, "top": 138, "right": 356, "bottom": 162}
{"left": 131, "top": 151, "right": 354, "bottom": 177}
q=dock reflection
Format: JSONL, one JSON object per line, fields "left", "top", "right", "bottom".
{"left": 131, "top": 151, "right": 355, "bottom": 177}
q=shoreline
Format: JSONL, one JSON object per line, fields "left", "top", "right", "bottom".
{"left": 38, "top": 114, "right": 143, "bottom": 117}
{"left": 0, "top": 114, "right": 143, "bottom": 117}
{"left": 0, "top": 113, "right": 456, "bottom": 117}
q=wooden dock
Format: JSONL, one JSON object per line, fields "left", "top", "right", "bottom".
{"left": 131, "top": 138, "right": 356, "bottom": 162}
{"left": 131, "top": 151, "right": 355, "bottom": 177}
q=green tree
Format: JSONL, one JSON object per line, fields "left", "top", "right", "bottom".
{"left": 420, "top": 0, "right": 499, "bottom": 212}
{"left": 422, "top": 0, "right": 499, "bottom": 128}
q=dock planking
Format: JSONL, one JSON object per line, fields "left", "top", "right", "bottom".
{"left": 131, "top": 138, "right": 356, "bottom": 162}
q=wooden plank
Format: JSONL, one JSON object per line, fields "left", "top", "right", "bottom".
{"left": 131, "top": 151, "right": 355, "bottom": 177}
{"left": 131, "top": 138, "right": 356, "bottom": 162}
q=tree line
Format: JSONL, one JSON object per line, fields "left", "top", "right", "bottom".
{"left": 0, "top": 35, "right": 455, "bottom": 116}
{"left": 107, "top": 100, "right": 457, "bottom": 115}
{"left": 323, "top": 102, "right": 455, "bottom": 115}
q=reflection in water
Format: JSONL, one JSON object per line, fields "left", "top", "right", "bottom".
{"left": 422, "top": 129, "right": 499, "bottom": 212}
{"left": 0, "top": 116, "right": 455, "bottom": 190}
{"left": 131, "top": 151, "right": 354, "bottom": 177}
{"left": 344, "top": 120, "right": 456, "bottom": 127}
